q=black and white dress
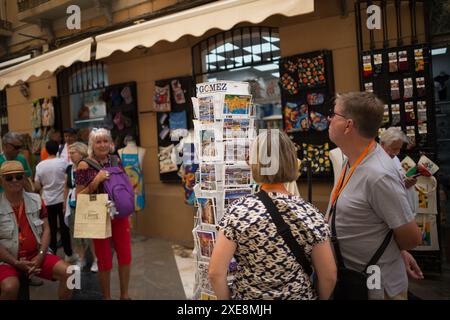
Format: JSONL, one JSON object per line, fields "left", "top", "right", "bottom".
{"left": 219, "top": 192, "right": 330, "bottom": 300}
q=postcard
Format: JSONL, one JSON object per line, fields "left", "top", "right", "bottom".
{"left": 224, "top": 188, "right": 252, "bottom": 208}
{"left": 194, "top": 229, "right": 216, "bottom": 259}
{"left": 223, "top": 118, "right": 251, "bottom": 139}
{"left": 223, "top": 94, "right": 251, "bottom": 118}
{"left": 198, "top": 197, "right": 217, "bottom": 226}
{"left": 224, "top": 165, "right": 251, "bottom": 187}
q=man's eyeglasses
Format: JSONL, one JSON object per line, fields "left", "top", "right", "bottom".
{"left": 3, "top": 173, "right": 24, "bottom": 182}
{"left": 328, "top": 108, "right": 347, "bottom": 120}
{"left": 8, "top": 143, "right": 23, "bottom": 150}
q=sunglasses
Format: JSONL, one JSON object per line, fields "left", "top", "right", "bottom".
{"left": 8, "top": 143, "right": 23, "bottom": 150}
{"left": 3, "top": 173, "right": 24, "bottom": 182}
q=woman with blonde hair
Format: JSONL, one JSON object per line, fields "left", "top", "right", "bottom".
{"left": 64, "top": 142, "right": 98, "bottom": 272}
{"left": 209, "top": 130, "right": 336, "bottom": 300}
{"left": 75, "top": 128, "right": 132, "bottom": 300}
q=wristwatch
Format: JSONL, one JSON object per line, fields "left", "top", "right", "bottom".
{"left": 38, "top": 249, "right": 46, "bottom": 255}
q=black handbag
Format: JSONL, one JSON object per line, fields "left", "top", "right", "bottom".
{"left": 330, "top": 202, "right": 393, "bottom": 300}
{"left": 256, "top": 190, "right": 312, "bottom": 276}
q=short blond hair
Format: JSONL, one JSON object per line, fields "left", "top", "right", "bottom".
{"left": 250, "top": 130, "right": 298, "bottom": 184}
{"left": 336, "top": 92, "right": 384, "bottom": 139}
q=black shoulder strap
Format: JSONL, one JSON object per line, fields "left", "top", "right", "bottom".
{"left": 256, "top": 190, "right": 313, "bottom": 276}
{"left": 83, "top": 158, "right": 102, "bottom": 171}
{"left": 365, "top": 230, "right": 393, "bottom": 270}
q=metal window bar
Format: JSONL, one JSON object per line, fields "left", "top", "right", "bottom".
{"left": 192, "top": 26, "right": 280, "bottom": 77}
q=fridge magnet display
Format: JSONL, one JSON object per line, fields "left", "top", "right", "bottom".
{"left": 391, "top": 104, "right": 400, "bottom": 125}
{"left": 403, "top": 78, "right": 414, "bottom": 100}
{"left": 224, "top": 188, "right": 253, "bottom": 208}
{"left": 284, "top": 101, "right": 309, "bottom": 132}
{"left": 388, "top": 52, "right": 398, "bottom": 73}
{"left": 200, "top": 164, "right": 217, "bottom": 191}
{"left": 309, "top": 111, "right": 328, "bottom": 131}
{"left": 154, "top": 85, "right": 171, "bottom": 112}
{"left": 225, "top": 139, "right": 249, "bottom": 163}
{"left": 398, "top": 50, "right": 409, "bottom": 72}
{"left": 414, "top": 49, "right": 425, "bottom": 72}
{"left": 417, "top": 101, "right": 427, "bottom": 122}
{"left": 362, "top": 55, "right": 373, "bottom": 78}
{"left": 297, "top": 54, "right": 326, "bottom": 88}
{"left": 373, "top": 53, "right": 383, "bottom": 74}
{"left": 390, "top": 80, "right": 400, "bottom": 101}
{"left": 198, "top": 197, "right": 217, "bottom": 226}
{"left": 306, "top": 93, "right": 325, "bottom": 106}
{"left": 223, "top": 118, "right": 250, "bottom": 139}
{"left": 404, "top": 102, "right": 415, "bottom": 122}
{"left": 224, "top": 165, "right": 252, "bottom": 187}
{"left": 416, "top": 77, "right": 426, "bottom": 97}
{"left": 194, "top": 229, "right": 216, "bottom": 259}
{"left": 280, "top": 72, "right": 299, "bottom": 95}
{"left": 223, "top": 94, "right": 251, "bottom": 118}
{"left": 171, "top": 79, "right": 186, "bottom": 105}
{"left": 364, "top": 82, "right": 374, "bottom": 93}
{"left": 301, "top": 143, "right": 331, "bottom": 174}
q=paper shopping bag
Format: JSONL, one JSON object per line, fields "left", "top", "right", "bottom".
{"left": 74, "top": 194, "right": 111, "bottom": 239}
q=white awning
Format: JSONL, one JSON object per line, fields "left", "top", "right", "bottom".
{"left": 0, "top": 38, "right": 93, "bottom": 90}
{"left": 95, "top": 0, "right": 314, "bottom": 59}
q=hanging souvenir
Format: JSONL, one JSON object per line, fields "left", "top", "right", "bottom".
{"left": 283, "top": 101, "right": 309, "bottom": 132}
{"left": 414, "top": 49, "right": 425, "bottom": 72}
{"left": 362, "top": 55, "right": 373, "bottom": 78}
{"left": 390, "top": 80, "right": 400, "bottom": 101}
{"left": 180, "top": 164, "right": 198, "bottom": 206}
{"left": 169, "top": 110, "right": 188, "bottom": 141}
{"left": 364, "top": 82, "right": 374, "bottom": 93}
{"left": 171, "top": 79, "right": 186, "bottom": 105}
{"left": 416, "top": 77, "right": 426, "bottom": 97}
{"left": 120, "top": 86, "right": 133, "bottom": 105}
{"left": 31, "top": 99, "right": 42, "bottom": 129}
{"left": 417, "top": 101, "right": 427, "bottom": 123}
{"left": 403, "top": 78, "right": 413, "bottom": 100}
{"left": 301, "top": 143, "right": 331, "bottom": 174}
{"left": 414, "top": 214, "right": 439, "bottom": 250}
{"left": 113, "top": 112, "right": 132, "bottom": 131}
{"left": 388, "top": 52, "right": 398, "bottom": 73}
{"left": 404, "top": 102, "right": 415, "bottom": 122}
{"left": 297, "top": 54, "right": 326, "bottom": 89}
{"left": 373, "top": 53, "right": 383, "bottom": 74}
{"left": 306, "top": 93, "right": 325, "bottom": 106}
{"left": 158, "top": 144, "right": 178, "bottom": 173}
{"left": 418, "top": 123, "right": 428, "bottom": 146}
{"left": 41, "top": 98, "right": 55, "bottom": 127}
{"left": 391, "top": 104, "right": 400, "bottom": 125}
{"left": 382, "top": 105, "right": 390, "bottom": 126}
{"left": 309, "top": 111, "right": 328, "bottom": 131}
{"left": 406, "top": 126, "right": 416, "bottom": 147}
{"left": 398, "top": 50, "right": 409, "bottom": 72}
{"left": 154, "top": 85, "right": 171, "bottom": 112}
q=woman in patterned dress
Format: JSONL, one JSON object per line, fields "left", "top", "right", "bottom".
{"left": 209, "top": 130, "right": 336, "bottom": 300}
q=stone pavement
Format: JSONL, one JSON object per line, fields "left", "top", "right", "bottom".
{"left": 29, "top": 237, "right": 450, "bottom": 300}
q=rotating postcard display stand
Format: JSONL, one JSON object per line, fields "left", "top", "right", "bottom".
{"left": 191, "top": 81, "right": 256, "bottom": 300}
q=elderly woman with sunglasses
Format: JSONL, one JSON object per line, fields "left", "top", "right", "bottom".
{"left": 75, "top": 128, "right": 131, "bottom": 300}
{"left": 0, "top": 132, "right": 32, "bottom": 193}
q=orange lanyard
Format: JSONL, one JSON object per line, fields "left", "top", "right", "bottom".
{"left": 331, "top": 141, "right": 375, "bottom": 206}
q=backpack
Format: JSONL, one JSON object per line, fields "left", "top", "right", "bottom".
{"left": 84, "top": 156, "right": 135, "bottom": 218}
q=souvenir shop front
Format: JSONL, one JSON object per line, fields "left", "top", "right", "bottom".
{"left": 2, "top": 1, "right": 445, "bottom": 269}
